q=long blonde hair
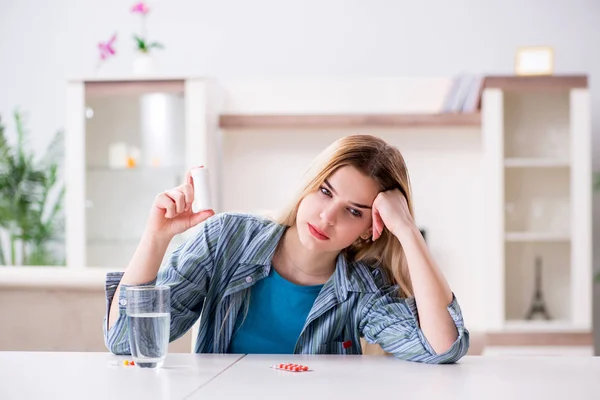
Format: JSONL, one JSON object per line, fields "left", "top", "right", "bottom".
{"left": 276, "top": 134, "right": 414, "bottom": 297}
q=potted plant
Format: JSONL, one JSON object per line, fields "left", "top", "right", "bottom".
{"left": 131, "top": 2, "right": 164, "bottom": 73}
{"left": 0, "top": 110, "right": 65, "bottom": 266}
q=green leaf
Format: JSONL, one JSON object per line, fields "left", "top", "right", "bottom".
{"left": 0, "top": 109, "right": 65, "bottom": 265}
{"left": 133, "top": 35, "right": 148, "bottom": 52}
{"left": 147, "top": 42, "right": 164, "bottom": 50}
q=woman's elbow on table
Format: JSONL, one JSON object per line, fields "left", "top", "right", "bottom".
{"left": 103, "top": 318, "right": 132, "bottom": 356}
{"left": 361, "top": 293, "right": 471, "bottom": 364}
{"left": 105, "top": 335, "right": 132, "bottom": 356}
{"left": 403, "top": 328, "right": 470, "bottom": 364}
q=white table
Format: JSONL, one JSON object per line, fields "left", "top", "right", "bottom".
{"left": 192, "top": 354, "right": 600, "bottom": 400}
{"left": 0, "top": 352, "right": 243, "bottom": 400}
{"left": 3, "top": 353, "right": 600, "bottom": 399}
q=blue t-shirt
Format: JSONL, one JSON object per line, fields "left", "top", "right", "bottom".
{"left": 228, "top": 267, "right": 324, "bottom": 354}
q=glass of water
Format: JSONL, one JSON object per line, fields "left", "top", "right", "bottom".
{"left": 126, "top": 286, "right": 171, "bottom": 368}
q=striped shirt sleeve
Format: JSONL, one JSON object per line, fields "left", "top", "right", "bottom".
{"left": 359, "top": 287, "right": 470, "bottom": 364}
{"left": 103, "top": 214, "right": 223, "bottom": 355}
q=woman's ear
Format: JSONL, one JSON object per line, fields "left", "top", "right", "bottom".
{"left": 360, "top": 229, "right": 372, "bottom": 241}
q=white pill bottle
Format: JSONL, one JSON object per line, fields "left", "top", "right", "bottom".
{"left": 190, "top": 167, "right": 213, "bottom": 213}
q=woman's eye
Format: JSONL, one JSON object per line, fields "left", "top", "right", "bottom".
{"left": 319, "top": 187, "right": 332, "bottom": 196}
{"left": 348, "top": 208, "right": 362, "bottom": 218}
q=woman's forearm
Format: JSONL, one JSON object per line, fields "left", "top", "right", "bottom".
{"left": 395, "top": 226, "right": 458, "bottom": 354}
{"left": 107, "top": 232, "right": 172, "bottom": 329}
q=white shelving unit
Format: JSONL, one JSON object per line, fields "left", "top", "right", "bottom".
{"left": 64, "top": 77, "right": 220, "bottom": 268}
{"left": 483, "top": 76, "right": 592, "bottom": 335}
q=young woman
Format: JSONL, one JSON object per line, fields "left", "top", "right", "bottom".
{"left": 104, "top": 134, "right": 469, "bottom": 364}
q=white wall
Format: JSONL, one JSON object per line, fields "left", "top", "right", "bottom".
{"left": 1, "top": 0, "right": 598, "bottom": 153}
{"left": 0, "top": 0, "right": 599, "bottom": 336}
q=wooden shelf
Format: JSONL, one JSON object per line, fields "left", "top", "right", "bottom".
{"left": 484, "top": 75, "right": 588, "bottom": 91}
{"left": 505, "top": 232, "right": 571, "bottom": 242}
{"left": 84, "top": 80, "right": 185, "bottom": 97}
{"left": 501, "top": 320, "right": 588, "bottom": 332}
{"left": 87, "top": 238, "right": 141, "bottom": 245}
{"left": 486, "top": 321, "right": 592, "bottom": 347}
{"left": 219, "top": 113, "right": 481, "bottom": 129}
{"left": 86, "top": 165, "right": 183, "bottom": 172}
{"left": 218, "top": 75, "right": 587, "bottom": 129}
{"left": 487, "top": 332, "right": 592, "bottom": 346}
{"left": 504, "top": 158, "right": 570, "bottom": 168}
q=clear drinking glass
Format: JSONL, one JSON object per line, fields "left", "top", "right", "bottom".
{"left": 126, "top": 286, "right": 171, "bottom": 368}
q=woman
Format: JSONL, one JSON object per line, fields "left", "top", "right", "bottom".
{"left": 104, "top": 134, "right": 469, "bottom": 364}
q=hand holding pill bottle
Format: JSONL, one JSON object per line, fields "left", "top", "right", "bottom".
{"left": 144, "top": 166, "right": 215, "bottom": 240}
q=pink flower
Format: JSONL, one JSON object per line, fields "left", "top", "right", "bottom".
{"left": 98, "top": 33, "right": 117, "bottom": 60}
{"left": 131, "top": 2, "right": 150, "bottom": 15}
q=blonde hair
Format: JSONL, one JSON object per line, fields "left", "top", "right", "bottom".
{"left": 276, "top": 134, "right": 414, "bottom": 297}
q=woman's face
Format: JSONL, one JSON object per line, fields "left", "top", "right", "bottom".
{"left": 296, "top": 165, "right": 380, "bottom": 253}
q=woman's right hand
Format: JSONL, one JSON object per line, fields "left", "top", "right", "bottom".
{"left": 145, "top": 168, "right": 215, "bottom": 239}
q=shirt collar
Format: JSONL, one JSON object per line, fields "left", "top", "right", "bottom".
{"left": 238, "top": 220, "right": 287, "bottom": 267}
{"left": 238, "top": 220, "right": 382, "bottom": 301}
{"left": 333, "top": 253, "right": 381, "bottom": 301}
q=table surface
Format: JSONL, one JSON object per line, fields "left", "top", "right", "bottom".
{"left": 194, "top": 354, "right": 600, "bottom": 400}
{"left": 2, "top": 352, "right": 600, "bottom": 400}
{"left": 0, "top": 351, "right": 243, "bottom": 400}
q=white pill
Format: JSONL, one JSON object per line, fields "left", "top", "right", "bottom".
{"left": 191, "top": 167, "right": 212, "bottom": 213}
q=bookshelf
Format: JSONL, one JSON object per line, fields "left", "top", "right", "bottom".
{"left": 482, "top": 75, "right": 592, "bottom": 336}
{"left": 217, "top": 76, "right": 484, "bottom": 129}
{"left": 219, "top": 112, "right": 481, "bottom": 129}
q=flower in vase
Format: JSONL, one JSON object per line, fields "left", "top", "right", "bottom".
{"left": 130, "top": 1, "right": 164, "bottom": 54}
{"left": 131, "top": 2, "right": 150, "bottom": 15}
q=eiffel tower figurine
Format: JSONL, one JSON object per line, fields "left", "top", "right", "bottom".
{"left": 525, "top": 256, "right": 551, "bottom": 320}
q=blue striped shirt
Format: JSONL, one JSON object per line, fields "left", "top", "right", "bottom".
{"left": 104, "top": 212, "right": 470, "bottom": 364}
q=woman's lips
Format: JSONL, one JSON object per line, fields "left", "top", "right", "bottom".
{"left": 308, "top": 223, "right": 329, "bottom": 240}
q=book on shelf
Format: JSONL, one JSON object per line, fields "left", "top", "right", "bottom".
{"left": 441, "top": 73, "right": 484, "bottom": 113}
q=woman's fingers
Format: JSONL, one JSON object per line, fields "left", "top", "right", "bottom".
{"left": 372, "top": 208, "right": 384, "bottom": 240}
{"left": 155, "top": 193, "right": 177, "bottom": 218}
{"left": 178, "top": 183, "right": 194, "bottom": 211}
{"left": 165, "top": 189, "right": 186, "bottom": 214}
{"left": 155, "top": 166, "right": 205, "bottom": 221}
{"left": 190, "top": 209, "right": 215, "bottom": 226}
{"left": 185, "top": 169, "right": 193, "bottom": 186}
{"left": 185, "top": 165, "right": 205, "bottom": 187}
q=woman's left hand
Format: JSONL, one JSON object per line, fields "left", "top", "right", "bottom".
{"left": 371, "top": 189, "right": 416, "bottom": 240}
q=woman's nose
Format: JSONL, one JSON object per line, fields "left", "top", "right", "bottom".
{"left": 319, "top": 203, "right": 337, "bottom": 226}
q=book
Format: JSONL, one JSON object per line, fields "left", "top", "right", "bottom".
{"left": 441, "top": 73, "right": 484, "bottom": 113}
